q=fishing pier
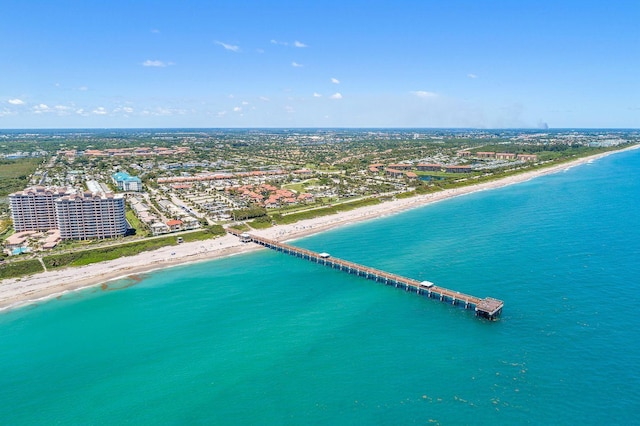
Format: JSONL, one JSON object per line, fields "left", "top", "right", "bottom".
{"left": 228, "top": 230, "right": 503, "bottom": 320}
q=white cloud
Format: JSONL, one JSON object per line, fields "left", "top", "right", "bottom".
{"left": 259, "top": 96, "right": 270, "bottom": 102}
{"left": 233, "top": 106, "right": 242, "bottom": 112}
{"left": 330, "top": 92, "right": 343, "bottom": 100}
{"left": 217, "top": 111, "right": 227, "bottom": 117}
{"left": 78, "top": 86, "right": 89, "bottom": 91}
{"left": 156, "top": 107, "right": 173, "bottom": 116}
{"left": 141, "top": 107, "right": 185, "bottom": 116}
{"left": 292, "top": 61, "right": 303, "bottom": 67}
{"left": 331, "top": 78, "right": 340, "bottom": 84}
{"left": 241, "top": 101, "right": 249, "bottom": 105}
{"left": 33, "top": 104, "right": 50, "bottom": 113}
{"left": 215, "top": 41, "right": 240, "bottom": 52}
{"left": 412, "top": 91, "right": 438, "bottom": 98}
{"left": 92, "top": 107, "right": 108, "bottom": 115}
{"left": 113, "top": 106, "right": 134, "bottom": 114}
{"left": 285, "top": 106, "right": 295, "bottom": 113}
{"left": 55, "top": 105, "right": 71, "bottom": 112}
{"left": 313, "top": 92, "right": 322, "bottom": 98}
{"left": 272, "top": 39, "right": 308, "bottom": 48}
{"left": 467, "top": 73, "right": 478, "bottom": 79}
{"left": 143, "top": 60, "right": 169, "bottom": 67}
{"left": 8, "top": 98, "right": 25, "bottom": 105}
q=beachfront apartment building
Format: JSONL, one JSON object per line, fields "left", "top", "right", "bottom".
{"left": 55, "top": 192, "right": 127, "bottom": 240}
{"left": 9, "top": 186, "right": 72, "bottom": 232}
{"left": 9, "top": 186, "right": 127, "bottom": 240}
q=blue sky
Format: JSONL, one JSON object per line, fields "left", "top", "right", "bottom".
{"left": 1, "top": 0, "right": 638, "bottom": 128}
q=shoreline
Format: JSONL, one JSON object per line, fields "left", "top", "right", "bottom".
{"left": 1, "top": 145, "right": 638, "bottom": 313}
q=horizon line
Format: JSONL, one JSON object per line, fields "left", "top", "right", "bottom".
{"left": 1, "top": 126, "right": 639, "bottom": 132}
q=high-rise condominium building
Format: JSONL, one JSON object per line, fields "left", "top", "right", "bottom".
{"left": 9, "top": 186, "right": 128, "bottom": 240}
{"left": 55, "top": 192, "right": 127, "bottom": 240}
{"left": 9, "top": 186, "right": 71, "bottom": 232}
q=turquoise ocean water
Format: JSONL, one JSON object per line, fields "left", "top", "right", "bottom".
{"left": 1, "top": 150, "right": 639, "bottom": 424}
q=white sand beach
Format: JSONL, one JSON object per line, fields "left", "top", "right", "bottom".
{"left": 1, "top": 146, "right": 637, "bottom": 312}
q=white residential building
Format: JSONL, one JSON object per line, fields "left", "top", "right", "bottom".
{"left": 10, "top": 186, "right": 128, "bottom": 240}
{"left": 112, "top": 172, "right": 142, "bottom": 192}
{"left": 9, "top": 186, "right": 72, "bottom": 232}
{"left": 55, "top": 192, "right": 128, "bottom": 240}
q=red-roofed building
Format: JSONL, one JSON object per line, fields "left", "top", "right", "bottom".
{"left": 171, "top": 184, "right": 193, "bottom": 190}
{"left": 294, "top": 169, "right": 313, "bottom": 175}
{"left": 260, "top": 184, "right": 278, "bottom": 192}
{"left": 476, "top": 152, "right": 495, "bottom": 158}
{"left": 297, "top": 193, "right": 315, "bottom": 203}
{"left": 385, "top": 168, "right": 405, "bottom": 178}
{"left": 166, "top": 219, "right": 183, "bottom": 231}
{"left": 265, "top": 196, "right": 280, "bottom": 208}
{"left": 496, "top": 153, "right": 516, "bottom": 160}
{"left": 517, "top": 154, "right": 538, "bottom": 162}
{"left": 417, "top": 163, "right": 442, "bottom": 172}
{"left": 445, "top": 165, "right": 472, "bottom": 173}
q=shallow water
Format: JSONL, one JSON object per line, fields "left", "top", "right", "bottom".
{"left": 1, "top": 150, "right": 639, "bottom": 424}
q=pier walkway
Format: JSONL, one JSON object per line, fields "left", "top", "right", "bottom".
{"left": 228, "top": 229, "right": 503, "bottom": 320}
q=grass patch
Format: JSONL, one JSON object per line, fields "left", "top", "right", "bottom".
{"left": 181, "top": 226, "right": 225, "bottom": 242}
{"left": 395, "top": 190, "right": 417, "bottom": 199}
{"left": 229, "top": 223, "right": 250, "bottom": 232}
{"left": 0, "top": 158, "right": 42, "bottom": 196}
{"left": 0, "top": 220, "right": 13, "bottom": 239}
{"left": 125, "top": 209, "right": 147, "bottom": 236}
{"left": 333, "top": 197, "right": 381, "bottom": 212}
{"left": 272, "top": 198, "right": 381, "bottom": 225}
{"left": 43, "top": 227, "right": 224, "bottom": 269}
{"left": 281, "top": 183, "right": 304, "bottom": 193}
{"left": 44, "top": 237, "right": 179, "bottom": 268}
{"left": 249, "top": 220, "right": 273, "bottom": 229}
{"left": 0, "top": 259, "right": 44, "bottom": 280}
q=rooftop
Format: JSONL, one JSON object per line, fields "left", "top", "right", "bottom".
{"left": 112, "top": 172, "right": 141, "bottom": 182}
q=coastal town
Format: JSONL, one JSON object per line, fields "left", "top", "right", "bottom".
{"left": 0, "top": 128, "right": 637, "bottom": 284}
{"left": 4, "top": 1, "right": 640, "bottom": 423}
